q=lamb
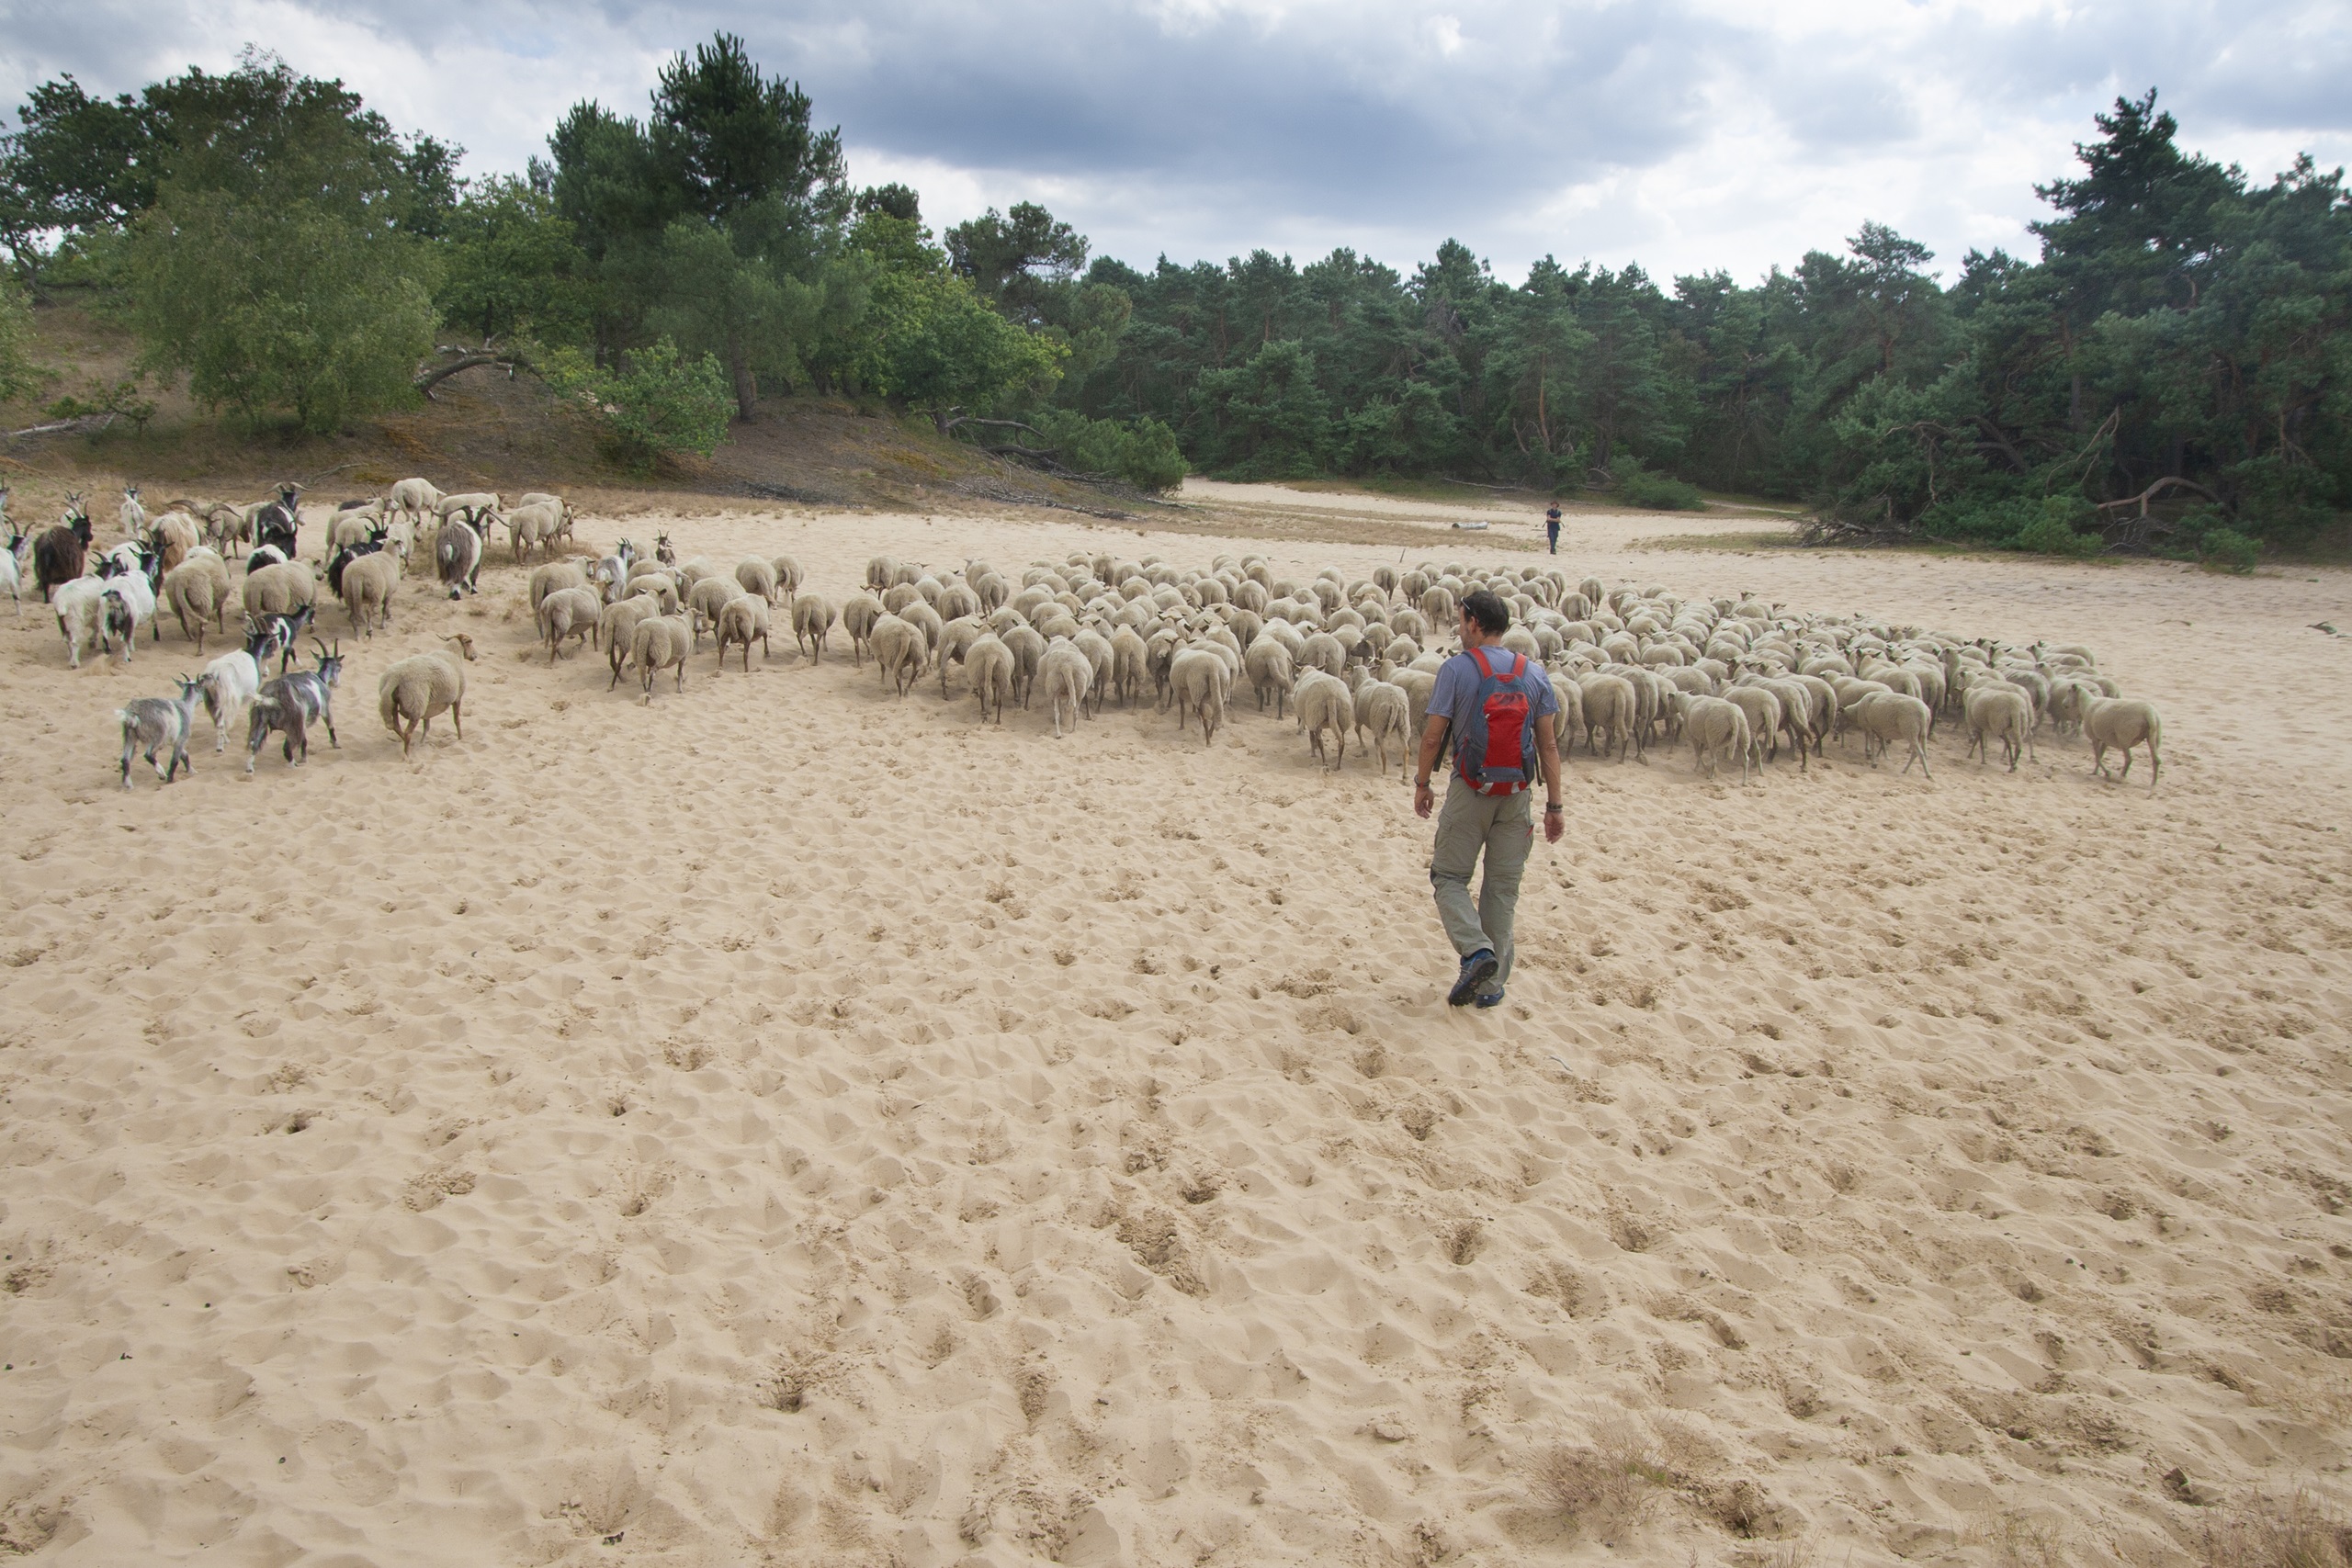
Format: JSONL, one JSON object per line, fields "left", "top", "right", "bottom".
{"left": 769, "top": 555, "right": 804, "bottom": 600}
{"left": 1675, "top": 693, "right": 1753, "bottom": 784}
{"left": 1167, "top": 647, "right": 1229, "bottom": 748}
{"left": 791, "top": 593, "right": 836, "bottom": 661}
{"left": 435, "top": 519, "right": 485, "bottom": 598}
{"left": 965, "top": 633, "right": 1015, "bottom": 723}
{"left": 1849, "top": 691, "right": 1934, "bottom": 776}
{"left": 1352, "top": 676, "right": 1413, "bottom": 775}
{"left": 378, "top": 636, "right": 476, "bottom": 756}
{"left": 869, "top": 613, "right": 930, "bottom": 697}
{"left": 1962, "top": 682, "right": 2035, "bottom": 772}
{"left": 243, "top": 559, "right": 318, "bottom": 620}
{"left": 628, "top": 613, "right": 694, "bottom": 702}
{"left": 245, "top": 642, "right": 345, "bottom": 773}
{"left": 116, "top": 675, "right": 205, "bottom": 788}
{"left": 337, "top": 547, "right": 402, "bottom": 637}
{"left": 537, "top": 586, "right": 605, "bottom": 663}
{"left": 734, "top": 557, "right": 780, "bottom": 602}
{"left": 2078, "top": 691, "right": 2162, "bottom": 791}
{"left": 714, "top": 595, "right": 771, "bottom": 671}
{"left": 1293, "top": 669, "right": 1354, "bottom": 771}
{"left": 1039, "top": 637, "right": 1094, "bottom": 737}
{"left": 197, "top": 649, "right": 261, "bottom": 752}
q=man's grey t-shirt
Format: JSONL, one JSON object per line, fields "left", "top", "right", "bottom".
{"left": 1428, "top": 646, "right": 1559, "bottom": 761}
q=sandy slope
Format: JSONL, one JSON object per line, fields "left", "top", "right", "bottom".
{"left": 3, "top": 495, "right": 2352, "bottom": 1567}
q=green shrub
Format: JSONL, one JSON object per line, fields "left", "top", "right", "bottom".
{"left": 1026, "top": 409, "right": 1188, "bottom": 491}
{"left": 2009, "top": 496, "right": 2102, "bottom": 557}
{"left": 1611, "top": 457, "right": 1705, "bottom": 512}
{"left": 2197, "top": 525, "right": 2258, "bottom": 573}
{"left": 543, "top": 337, "right": 732, "bottom": 473}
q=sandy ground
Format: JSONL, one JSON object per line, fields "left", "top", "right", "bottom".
{"left": 4, "top": 491, "right": 2352, "bottom": 1567}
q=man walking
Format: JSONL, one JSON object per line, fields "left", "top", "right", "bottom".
{"left": 1544, "top": 503, "right": 1562, "bottom": 554}
{"left": 1413, "top": 589, "right": 1564, "bottom": 1009}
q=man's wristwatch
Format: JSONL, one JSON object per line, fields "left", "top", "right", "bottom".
{"left": 1544, "top": 804, "right": 1563, "bottom": 814}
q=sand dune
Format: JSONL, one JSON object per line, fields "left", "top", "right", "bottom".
{"left": 2, "top": 493, "right": 2350, "bottom": 1565}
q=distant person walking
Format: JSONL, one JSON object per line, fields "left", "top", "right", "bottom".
{"left": 1544, "top": 503, "right": 1562, "bottom": 554}
{"left": 1413, "top": 589, "right": 1564, "bottom": 1009}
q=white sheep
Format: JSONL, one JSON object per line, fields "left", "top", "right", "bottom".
{"left": 1352, "top": 676, "right": 1413, "bottom": 775}
{"left": 1675, "top": 693, "right": 1753, "bottom": 784}
{"left": 791, "top": 593, "right": 836, "bottom": 661}
{"left": 164, "top": 557, "right": 232, "bottom": 651}
{"left": 869, "top": 612, "right": 929, "bottom": 697}
{"left": 537, "top": 586, "right": 604, "bottom": 663}
{"left": 1039, "top": 637, "right": 1095, "bottom": 737}
{"left": 965, "top": 633, "right": 1014, "bottom": 723}
{"left": 603, "top": 597, "right": 662, "bottom": 686}
{"left": 628, "top": 613, "right": 694, "bottom": 702}
{"left": 1962, "top": 682, "right": 2035, "bottom": 772}
{"left": 842, "top": 592, "right": 885, "bottom": 666}
{"left": 1850, "top": 691, "right": 1934, "bottom": 776}
{"left": 1246, "top": 636, "right": 1295, "bottom": 717}
{"left": 1293, "top": 669, "right": 1354, "bottom": 771}
{"left": 337, "top": 549, "right": 401, "bottom": 637}
{"left": 713, "top": 596, "right": 771, "bottom": 671}
{"left": 2078, "top": 691, "right": 2162, "bottom": 791}
{"left": 243, "top": 559, "right": 318, "bottom": 619}
{"left": 687, "top": 574, "right": 745, "bottom": 649}
{"left": 390, "top": 478, "right": 445, "bottom": 534}
{"left": 1167, "top": 647, "right": 1229, "bottom": 747}
{"left": 379, "top": 635, "right": 476, "bottom": 756}
{"left": 735, "top": 557, "right": 780, "bottom": 602}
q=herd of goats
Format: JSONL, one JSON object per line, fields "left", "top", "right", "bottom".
{"left": 0, "top": 478, "right": 2167, "bottom": 795}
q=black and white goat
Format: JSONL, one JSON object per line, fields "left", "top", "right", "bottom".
{"left": 250, "top": 483, "right": 301, "bottom": 562}
{"left": 245, "top": 639, "right": 345, "bottom": 774}
{"left": 245, "top": 604, "right": 317, "bottom": 676}
{"left": 118, "top": 675, "right": 205, "bottom": 788}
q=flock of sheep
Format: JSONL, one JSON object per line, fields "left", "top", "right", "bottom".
{"left": 0, "top": 479, "right": 2165, "bottom": 795}
{"left": 559, "top": 533, "right": 2162, "bottom": 793}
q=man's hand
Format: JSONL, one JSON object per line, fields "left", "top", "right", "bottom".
{"left": 1414, "top": 779, "right": 1434, "bottom": 818}
{"left": 1544, "top": 805, "right": 1565, "bottom": 844}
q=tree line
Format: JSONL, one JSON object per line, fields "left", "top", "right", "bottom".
{"left": 1, "top": 41, "right": 2343, "bottom": 558}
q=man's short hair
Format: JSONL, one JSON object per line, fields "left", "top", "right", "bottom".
{"left": 1461, "top": 589, "right": 1510, "bottom": 637}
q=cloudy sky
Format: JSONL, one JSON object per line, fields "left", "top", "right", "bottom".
{"left": 5, "top": 0, "right": 2347, "bottom": 284}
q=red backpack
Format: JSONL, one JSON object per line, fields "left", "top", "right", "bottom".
{"left": 1452, "top": 646, "right": 1535, "bottom": 795}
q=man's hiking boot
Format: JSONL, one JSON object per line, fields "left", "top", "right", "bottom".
{"left": 1448, "top": 950, "right": 1499, "bottom": 1006}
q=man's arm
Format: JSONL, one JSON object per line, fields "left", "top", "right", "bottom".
{"left": 1412, "top": 715, "right": 1449, "bottom": 819}
{"left": 1535, "top": 711, "right": 1564, "bottom": 843}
